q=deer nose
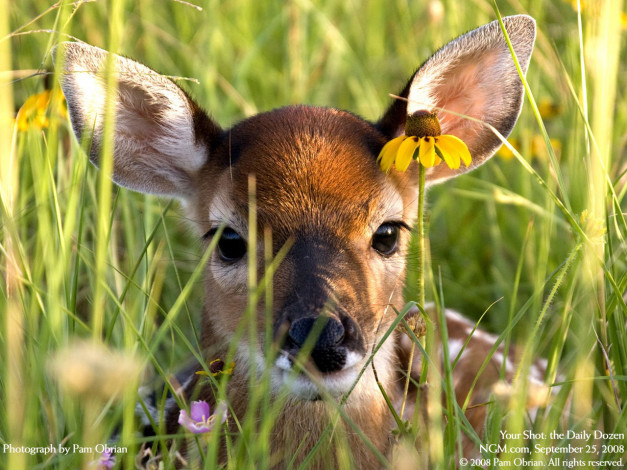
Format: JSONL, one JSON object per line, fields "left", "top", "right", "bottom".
{"left": 284, "top": 316, "right": 349, "bottom": 373}
{"left": 288, "top": 316, "right": 345, "bottom": 349}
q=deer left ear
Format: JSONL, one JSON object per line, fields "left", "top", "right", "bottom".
{"left": 53, "top": 42, "right": 222, "bottom": 199}
{"left": 376, "top": 15, "right": 536, "bottom": 184}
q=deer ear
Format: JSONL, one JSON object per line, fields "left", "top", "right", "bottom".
{"left": 54, "top": 42, "right": 221, "bottom": 199}
{"left": 376, "top": 15, "right": 535, "bottom": 184}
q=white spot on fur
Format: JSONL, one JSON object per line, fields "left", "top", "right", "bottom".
{"left": 444, "top": 309, "right": 476, "bottom": 330}
{"left": 492, "top": 351, "right": 514, "bottom": 374}
{"left": 344, "top": 351, "right": 363, "bottom": 369}
{"left": 447, "top": 338, "right": 464, "bottom": 362}
{"left": 275, "top": 353, "right": 291, "bottom": 371}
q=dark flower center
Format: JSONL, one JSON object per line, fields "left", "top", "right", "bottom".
{"left": 405, "top": 111, "right": 441, "bottom": 138}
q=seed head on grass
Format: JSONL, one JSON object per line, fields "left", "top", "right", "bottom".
{"left": 48, "top": 341, "right": 141, "bottom": 401}
{"left": 492, "top": 380, "right": 553, "bottom": 409}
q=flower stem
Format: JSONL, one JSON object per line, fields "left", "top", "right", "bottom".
{"left": 417, "top": 162, "right": 426, "bottom": 307}
{"left": 399, "top": 162, "right": 426, "bottom": 423}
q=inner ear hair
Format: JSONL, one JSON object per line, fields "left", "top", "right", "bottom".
{"left": 55, "top": 41, "right": 221, "bottom": 199}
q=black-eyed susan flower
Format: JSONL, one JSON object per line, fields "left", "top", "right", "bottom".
{"left": 385, "top": 111, "right": 470, "bottom": 415}
{"left": 377, "top": 111, "right": 471, "bottom": 172}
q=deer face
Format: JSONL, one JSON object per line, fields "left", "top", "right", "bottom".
{"left": 191, "top": 106, "right": 418, "bottom": 398}
{"left": 55, "top": 15, "right": 535, "bottom": 400}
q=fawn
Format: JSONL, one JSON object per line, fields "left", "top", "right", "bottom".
{"left": 56, "top": 14, "right": 544, "bottom": 468}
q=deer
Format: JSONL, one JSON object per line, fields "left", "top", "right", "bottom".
{"left": 55, "top": 14, "right": 546, "bottom": 469}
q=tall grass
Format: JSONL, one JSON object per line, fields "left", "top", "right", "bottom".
{"left": 1, "top": 0, "right": 626, "bottom": 469}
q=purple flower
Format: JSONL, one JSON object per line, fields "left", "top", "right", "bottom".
{"left": 90, "top": 449, "right": 115, "bottom": 469}
{"left": 178, "top": 400, "right": 227, "bottom": 434}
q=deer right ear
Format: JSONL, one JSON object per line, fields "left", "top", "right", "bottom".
{"left": 54, "top": 42, "right": 221, "bottom": 199}
{"left": 376, "top": 15, "right": 536, "bottom": 184}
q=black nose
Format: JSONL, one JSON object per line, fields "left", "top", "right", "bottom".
{"left": 288, "top": 316, "right": 345, "bottom": 349}
{"left": 285, "top": 316, "right": 348, "bottom": 373}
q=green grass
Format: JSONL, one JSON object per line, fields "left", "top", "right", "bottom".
{"left": 1, "top": 0, "right": 626, "bottom": 469}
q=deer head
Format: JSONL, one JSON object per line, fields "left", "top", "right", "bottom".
{"left": 55, "top": 14, "right": 536, "bottom": 466}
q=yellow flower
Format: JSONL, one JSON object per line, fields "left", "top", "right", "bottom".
{"left": 566, "top": 0, "right": 586, "bottom": 11}
{"left": 537, "top": 98, "right": 562, "bottom": 120}
{"left": 377, "top": 111, "right": 471, "bottom": 172}
{"left": 496, "top": 136, "right": 562, "bottom": 162}
{"left": 16, "top": 89, "right": 68, "bottom": 132}
{"left": 531, "top": 136, "right": 562, "bottom": 160}
{"left": 195, "top": 358, "right": 235, "bottom": 377}
{"left": 496, "top": 138, "right": 519, "bottom": 161}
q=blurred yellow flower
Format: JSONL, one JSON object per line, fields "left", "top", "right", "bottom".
{"left": 496, "top": 139, "right": 518, "bottom": 161}
{"left": 564, "top": 3, "right": 626, "bottom": 30}
{"left": 16, "top": 89, "right": 68, "bottom": 132}
{"left": 537, "top": 98, "right": 562, "bottom": 120}
{"left": 566, "top": 0, "right": 586, "bottom": 10}
{"left": 378, "top": 111, "right": 471, "bottom": 172}
{"left": 579, "top": 209, "right": 606, "bottom": 241}
{"left": 496, "top": 136, "right": 562, "bottom": 162}
{"left": 565, "top": 0, "right": 611, "bottom": 18}
{"left": 532, "top": 135, "right": 562, "bottom": 160}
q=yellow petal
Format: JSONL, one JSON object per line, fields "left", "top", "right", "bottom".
{"left": 435, "top": 135, "right": 472, "bottom": 169}
{"left": 55, "top": 93, "right": 69, "bottom": 119}
{"left": 34, "top": 114, "right": 49, "bottom": 130}
{"left": 396, "top": 136, "right": 419, "bottom": 172}
{"left": 377, "top": 135, "right": 406, "bottom": 172}
{"left": 418, "top": 136, "right": 437, "bottom": 167}
{"left": 439, "top": 146, "right": 460, "bottom": 169}
{"left": 16, "top": 109, "right": 29, "bottom": 131}
{"left": 446, "top": 135, "right": 472, "bottom": 166}
{"left": 20, "top": 94, "right": 39, "bottom": 114}
{"left": 35, "top": 90, "right": 51, "bottom": 112}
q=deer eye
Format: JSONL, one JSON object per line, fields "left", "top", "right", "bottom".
{"left": 205, "top": 227, "right": 247, "bottom": 262}
{"left": 372, "top": 222, "right": 402, "bottom": 256}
